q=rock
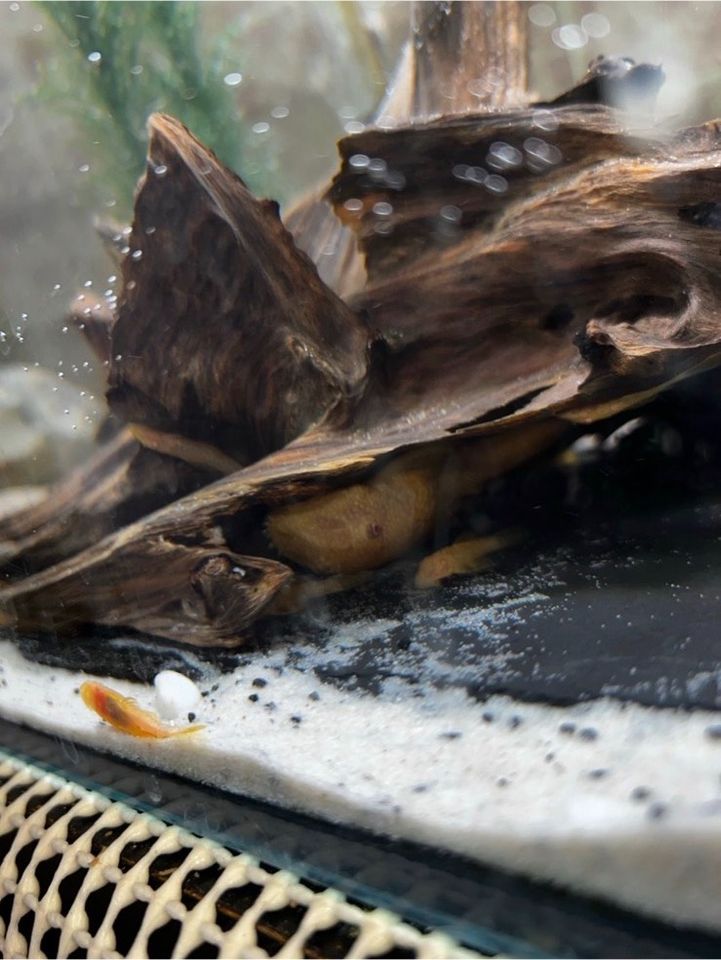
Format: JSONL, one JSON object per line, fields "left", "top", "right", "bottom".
{"left": 0, "top": 364, "right": 98, "bottom": 487}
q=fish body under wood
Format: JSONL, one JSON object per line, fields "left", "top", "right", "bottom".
{"left": 80, "top": 680, "right": 204, "bottom": 739}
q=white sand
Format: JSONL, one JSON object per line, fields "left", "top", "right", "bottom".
{"left": 2, "top": 635, "right": 721, "bottom": 934}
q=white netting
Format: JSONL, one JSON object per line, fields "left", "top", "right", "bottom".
{"left": 0, "top": 751, "right": 485, "bottom": 959}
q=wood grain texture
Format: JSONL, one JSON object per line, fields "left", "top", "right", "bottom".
{"left": 6, "top": 21, "right": 721, "bottom": 646}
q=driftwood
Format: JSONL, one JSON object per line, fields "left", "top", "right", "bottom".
{"left": 5, "top": 5, "right": 721, "bottom": 646}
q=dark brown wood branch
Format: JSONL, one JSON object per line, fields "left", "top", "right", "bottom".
{"left": 408, "top": 0, "right": 527, "bottom": 116}
{"left": 6, "top": 94, "right": 721, "bottom": 644}
{"left": 108, "top": 114, "right": 370, "bottom": 465}
{"left": 7, "top": 15, "right": 721, "bottom": 648}
{"left": 287, "top": 1, "right": 528, "bottom": 297}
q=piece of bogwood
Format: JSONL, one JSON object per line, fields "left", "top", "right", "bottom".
{"left": 7, "top": 107, "right": 721, "bottom": 645}
{"left": 107, "top": 114, "right": 369, "bottom": 467}
{"left": 287, "top": 1, "right": 528, "bottom": 298}
{"left": 0, "top": 429, "right": 222, "bottom": 576}
{"left": 7, "top": 22, "right": 721, "bottom": 645}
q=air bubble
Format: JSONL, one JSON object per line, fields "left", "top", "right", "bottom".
{"left": 83, "top": 280, "right": 92, "bottom": 287}
{"left": 485, "top": 174, "right": 508, "bottom": 194}
{"left": 344, "top": 120, "right": 365, "bottom": 135}
{"left": 343, "top": 198, "right": 363, "bottom": 213}
{"left": 581, "top": 12, "right": 610, "bottom": 38}
{"left": 533, "top": 110, "right": 559, "bottom": 133}
{"left": 552, "top": 23, "right": 587, "bottom": 50}
{"left": 107, "top": 275, "right": 117, "bottom": 283}
{"left": 223, "top": 72, "right": 243, "bottom": 87}
{"left": 487, "top": 141, "right": 523, "bottom": 169}
{"left": 87, "top": 51, "right": 102, "bottom": 63}
{"left": 52, "top": 283, "right": 62, "bottom": 291}
{"left": 252, "top": 121, "right": 270, "bottom": 134}
{"left": 130, "top": 64, "right": 144, "bottom": 76}
{"left": 349, "top": 153, "right": 370, "bottom": 170}
{"left": 270, "top": 105, "right": 289, "bottom": 119}
{"left": 440, "top": 204, "right": 462, "bottom": 223}
{"left": 153, "top": 164, "right": 168, "bottom": 176}
{"left": 78, "top": 164, "right": 90, "bottom": 173}
{"left": 524, "top": 137, "right": 562, "bottom": 166}
{"left": 131, "top": 249, "right": 143, "bottom": 260}
{"left": 372, "top": 201, "right": 393, "bottom": 217}
{"left": 528, "top": 3, "right": 556, "bottom": 26}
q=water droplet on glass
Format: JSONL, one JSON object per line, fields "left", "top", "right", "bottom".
{"left": 121, "top": 245, "right": 130, "bottom": 255}
{"left": 487, "top": 141, "right": 523, "bottom": 169}
{"left": 57, "top": 372, "right": 64, "bottom": 378}
{"left": 87, "top": 51, "right": 102, "bottom": 64}
{"left": 528, "top": 3, "right": 556, "bottom": 26}
{"left": 344, "top": 120, "right": 365, "bottom": 135}
{"left": 372, "top": 201, "right": 393, "bottom": 217}
{"left": 376, "top": 115, "right": 397, "bottom": 131}
{"left": 61, "top": 325, "right": 68, "bottom": 334}
{"left": 107, "top": 275, "right": 117, "bottom": 283}
{"left": 63, "top": 409, "right": 69, "bottom": 415}
{"left": 581, "top": 12, "right": 610, "bottom": 38}
{"left": 552, "top": 23, "right": 587, "bottom": 50}
{"left": 343, "top": 198, "right": 363, "bottom": 213}
{"left": 83, "top": 279, "right": 92, "bottom": 288}
{"left": 53, "top": 283, "right": 61, "bottom": 291}
{"left": 524, "top": 137, "right": 562, "bottom": 166}
{"left": 349, "top": 153, "right": 370, "bottom": 170}
{"left": 385, "top": 170, "right": 406, "bottom": 191}
{"left": 368, "top": 158, "right": 387, "bottom": 175}
{"left": 270, "top": 105, "right": 289, "bottom": 119}
{"left": 78, "top": 163, "right": 90, "bottom": 173}
{"left": 485, "top": 174, "right": 508, "bottom": 194}
{"left": 533, "top": 110, "right": 559, "bottom": 133}
{"left": 130, "top": 64, "right": 144, "bottom": 76}
{"left": 115, "top": 354, "right": 123, "bottom": 361}
{"left": 440, "top": 204, "right": 462, "bottom": 223}
{"left": 153, "top": 164, "right": 168, "bottom": 177}
{"left": 223, "top": 72, "right": 243, "bottom": 87}
{"left": 131, "top": 249, "right": 143, "bottom": 260}
{"left": 252, "top": 121, "right": 270, "bottom": 134}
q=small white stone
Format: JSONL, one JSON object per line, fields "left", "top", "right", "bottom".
{"left": 154, "top": 670, "right": 201, "bottom": 720}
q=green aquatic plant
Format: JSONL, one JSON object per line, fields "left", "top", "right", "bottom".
{"left": 36, "top": 0, "right": 257, "bottom": 209}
